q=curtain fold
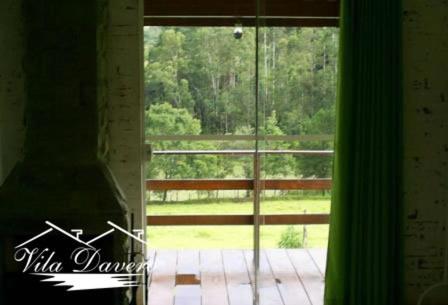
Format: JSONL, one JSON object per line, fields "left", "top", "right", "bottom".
{"left": 324, "top": 0, "right": 403, "bottom": 304}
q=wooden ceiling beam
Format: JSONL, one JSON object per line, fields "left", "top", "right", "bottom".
{"left": 144, "top": 0, "right": 339, "bottom": 26}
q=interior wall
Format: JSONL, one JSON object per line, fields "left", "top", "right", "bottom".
{"left": 402, "top": 0, "right": 448, "bottom": 303}
{"left": 106, "top": 0, "right": 146, "bottom": 303}
{"left": 1, "top": 1, "right": 447, "bottom": 304}
{"left": 0, "top": 0, "right": 146, "bottom": 302}
{"left": 0, "top": 0, "right": 25, "bottom": 185}
{"left": 107, "top": 0, "right": 145, "bottom": 238}
{"left": 0, "top": 0, "right": 146, "bottom": 240}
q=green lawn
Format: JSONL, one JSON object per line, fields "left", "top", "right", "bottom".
{"left": 147, "top": 197, "right": 331, "bottom": 249}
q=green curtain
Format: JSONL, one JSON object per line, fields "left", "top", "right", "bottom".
{"left": 324, "top": 0, "right": 403, "bottom": 305}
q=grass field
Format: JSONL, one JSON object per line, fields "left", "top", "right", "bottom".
{"left": 147, "top": 196, "right": 331, "bottom": 249}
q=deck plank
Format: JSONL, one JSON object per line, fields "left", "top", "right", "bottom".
{"left": 147, "top": 248, "right": 156, "bottom": 262}
{"left": 222, "top": 250, "right": 253, "bottom": 305}
{"left": 176, "top": 250, "right": 200, "bottom": 284}
{"left": 148, "top": 249, "right": 325, "bottom": 305}
{"left": 287, "top": 249, "right": 325, "bottom": 305}
{"left": 177, "top": 250, "right": 200, "bottom": 275}
{"left": 265, "top": 249, "right": 311, "bottom": 305}
{"left": 244, "top": 250, "right": 284, "bottom": 305}
{"left": 307, "top": 248, "right": 327, "bottom": 277}
{"left": 148, "top": 250, "right": 177, "bottom": 305}
{"left": 174, "top": 250, "right": 201, "bottom": 305}
{"left": 175, "top": 285, "right": 201, "bottom": 305}
{"left": 200, "top": 250, "right": 229, "bottom": 305}
{"left": 147, "top": 249, "right": 157, "bottom": 288}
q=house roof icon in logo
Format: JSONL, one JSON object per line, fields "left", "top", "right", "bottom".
{"left": 15, "top": 221, "right": 146, "bottom": 249}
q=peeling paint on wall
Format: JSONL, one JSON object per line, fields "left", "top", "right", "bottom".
{"left": 105, "top": 5, "right": 146, "bottom": 305}
{"left": 106, "top": 0, "right": 144, "bottom": 227}
{"left": 403, "top": 0, "right": 448, "bottom": 303}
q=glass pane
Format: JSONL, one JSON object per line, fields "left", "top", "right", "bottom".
{"left": 144, "top": 26, "right": 255, "bottom": 251}
{"left": 257, "top": 24, "right": 339, "bottom": 305}
{"left": 144, "top": 26, "right": 256, "bottom": 135}
{"left": 145, "top": 25, "right": 258, "bottom": 305}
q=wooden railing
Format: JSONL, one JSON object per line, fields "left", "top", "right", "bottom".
{"left": 150, "top": 149, "right": 333, "bottom": 156}
{"left": 147, "top": 214, "right": 330, "bottom": 226}
{"left": 146, "top": 143, "right": 333, "bottom": 226}
{"left": 146, "top": 178, "right": 331, "bottom": 190}
{"left": 146, "top": 178, "right": 331, "bottom": 226}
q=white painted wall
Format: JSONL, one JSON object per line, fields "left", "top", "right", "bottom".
{"left": 106, "top": 0, "right": 146, "bottom": 304}
{"left": 403, "top": 0, "right": 448, "bottom": 303}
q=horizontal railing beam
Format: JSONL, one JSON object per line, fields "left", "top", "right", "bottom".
{"left": 146, "top": 134, "right": 334, "bottom": 142}
{"left": 147, "top": 214, "right": 329, "bottom": 226}
{"left": 150, "top": 149, "right": 333, "bottom": 156}
{"left": 146, "top": 179, "right": 332, "bottom": 191}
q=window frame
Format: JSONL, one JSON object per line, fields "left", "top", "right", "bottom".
{"left": 144, "top": 0, "right": 339, "bottom": 27}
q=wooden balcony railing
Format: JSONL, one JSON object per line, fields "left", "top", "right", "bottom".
{"left": 151, "top": 149, "right": 333, "bottom": 156}
{"left": 146, "top": 178, "right": 331, "bottom": 226}
{"left": 147, "top": 214, "right": 330, "bottom": 226}
{"left": 146, "top": 144, "right": 333, "bottom": 226}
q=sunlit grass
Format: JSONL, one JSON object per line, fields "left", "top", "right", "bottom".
{"left": 146, "top": 197, "right": 330, "bottom": 249}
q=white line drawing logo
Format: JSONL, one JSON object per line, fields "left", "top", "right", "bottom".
{"left": 14, "top": 221, "right": 149, "bottom": 291}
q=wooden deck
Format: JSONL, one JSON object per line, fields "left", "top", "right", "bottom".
{"left": 147, "top": 249, "right": 327, "bottom": 305}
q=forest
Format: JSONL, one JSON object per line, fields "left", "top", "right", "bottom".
{"left": 144, "top": 26, "right": 339, "bottom": 200}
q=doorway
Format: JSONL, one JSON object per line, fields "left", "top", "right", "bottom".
{"left": 143, "top": 21, "right": 338, "bottom": 305}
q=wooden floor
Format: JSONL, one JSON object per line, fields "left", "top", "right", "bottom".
{"left": 147, "top": 249, "right": 327, "bottom": 305}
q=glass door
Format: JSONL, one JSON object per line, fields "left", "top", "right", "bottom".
{"left": 144, "top": 3, "right": 338, "bottom": 303}
{"left": 254, "top": 4, "right": 339, "bottom": 305}
{"left": 253, "top": 2, "right": 265, "bottom": 303}
{"left": 144, "top": 24, "right": 258, "bottom": 305}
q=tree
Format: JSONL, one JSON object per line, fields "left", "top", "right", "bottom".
{"left": 145, "top": 30, "right": 194, "bottom": 112}
{"left": 181, "top": 27, "right": 256, "bottom": 133}
{"left": 294, "top": 106, "right": 335, "bottom": 178}
{"left": 143, "top": 26, "right": 339, "bottom": 195}
{"left": 261, "top": 111, "right": 295, "bottom": 178}
{"left": 144, "top": 26, "right": 338, "bottom": 137}
{"left": 145, "top": 103, "right": 219, "bottom": 200}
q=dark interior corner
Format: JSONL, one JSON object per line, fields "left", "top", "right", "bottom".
{"left": 0, "top": 0, "right": 447, "bottom": 305}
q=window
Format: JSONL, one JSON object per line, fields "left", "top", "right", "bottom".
{"left": 144, "top": 2, "right": 339, "bottom": 304}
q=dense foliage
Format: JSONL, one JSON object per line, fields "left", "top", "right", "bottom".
{"left": 144, "top": 27, "right": 339, "bottom": 197}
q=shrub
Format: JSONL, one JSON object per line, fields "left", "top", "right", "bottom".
{"left": 278, "top": 226, "right": 304, "bottom": 248}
